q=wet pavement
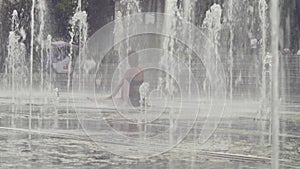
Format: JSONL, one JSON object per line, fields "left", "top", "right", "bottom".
{"left": 0, "top": 95, "right": 299, "bottom": 168}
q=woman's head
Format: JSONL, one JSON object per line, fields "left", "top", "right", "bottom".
{"left": 128, "top": 50, "right": 139, "bottom": 67}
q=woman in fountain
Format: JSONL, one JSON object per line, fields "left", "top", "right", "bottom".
{"left": 104, "top": 50, "right": 144, "bottom": 107}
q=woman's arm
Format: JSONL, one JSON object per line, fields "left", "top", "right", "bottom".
{"left": 105, "top": 78, "right": 124, "bottom": 100}
{"left": 105, "top": 68, "right": 136, "bottom": 100}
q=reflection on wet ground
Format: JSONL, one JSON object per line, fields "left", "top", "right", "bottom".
{"left": 0, "top": 96, "right": 299, "bottom": 168}
{"left": 0, "top": 130, "right": 273, "bottom": 169}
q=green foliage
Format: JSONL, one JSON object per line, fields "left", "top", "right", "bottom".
{"left": 55, "top": 0, "right": 73, "bottom": 15}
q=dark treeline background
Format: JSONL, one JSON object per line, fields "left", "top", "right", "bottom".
{"left": 0, "top": 0, "right": 300, "bottom": 72}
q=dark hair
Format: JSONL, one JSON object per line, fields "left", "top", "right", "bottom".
{"left": 128, "top": 50, "right": 139, "bottom": 67}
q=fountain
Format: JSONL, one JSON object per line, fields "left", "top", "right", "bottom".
{"left": 68, "top": 0, "right": 88, "bottom": 92}
{"left": 45, "top": 34, "right": 52, "bottom": 90}
{"left": 6, "top": 10, "right": 27, "bottom": 92}
{"left": 256, "top": 0, "right": 270, "bottom": 146}
{"left": 183, "top": 0, "right": 195, "bottom": 99}
{"left": 29, "top": 0, "right": 36, "bottom": 139}
{"left": 0, "top": 0, "right": 298, "bottom": 168}
{"left": 202, "top": 3, "right": 222, "bottom": 99}
{"left": 270, "top": 0, "right": 280, "bottom": 168}
{"left": 36, "top": 0, "right": 47, "bottom": 91}
{"left": 115, "top": 0, "right": 141, "bottom": 89}
{"left": 226, "top": 0, "right": 234, "bottom": 100}
{"left": 161, "top": 0, "right": 178, "bottom": 100}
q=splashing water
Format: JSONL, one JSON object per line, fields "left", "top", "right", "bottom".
{"left": 28, "top": 0, "right": 36, "bottom": 140}
{"left": 45, "top": 34, "right": 52, "bottom": 91}
{"left": 202, "top": 4, "right": 222, "bottom": 98}
{"left": 6, "top": 10, "right": 27, "bottom": 92}
{"left": 68, "top": 1, "right": 88, "bottom": 92}
{"left": 113, "top": 0, "right": 141, "bottom": 96}
{"left": 259, "top": 0, "right": 268, "bottom": 105}
{"left": 183, "top": 0, "right": 195, "bottom": 98}
{"left": 202, "top": 4, "right": 222, "bottom": 46}
{"left": 270, "top": 0, "right": 280, "bottom": 168}
{"left": 226, "top": 0, "right": 234, "bottom": 100}
{"left": 118, "top": 0, "right": 141, "bottom": 75}
{"left": 0, "top": 1, "right": 295, "bottom": 167}
{"left": 162, "top": 0, "right": 180, "bottom": 99}
{"left": 36, "top": 0, "right": 47, "bottom": 91}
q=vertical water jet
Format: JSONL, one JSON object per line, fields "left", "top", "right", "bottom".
{"left": 270, "top": 0, "right": 280, "bottom": 168}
